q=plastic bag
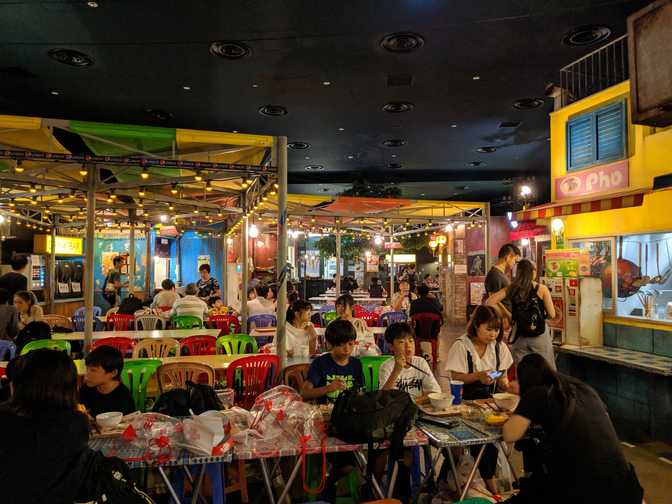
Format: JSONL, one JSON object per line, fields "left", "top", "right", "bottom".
{"left": 247, "top": 385, "right": 302, "bottom": 441}
{"left": 121, "top": 413, "right": 184, "bottom": 464}
{"left": 183, "top": 412, "right": 226, "bottom": 456}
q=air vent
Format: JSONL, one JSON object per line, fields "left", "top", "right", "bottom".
{"left": 145, "top": 109, "right": 174, "bottom": 121}
{"left": 304, "top": 164, "right": 324, "bottom": 171}
{"left": 48, "top": 48, "right": 94, "bottom": 67}
{"left": 380, "top": 32, "right": 425, "bottom": 53}
{"left": 562, "top": 25, "right": 611, "bottom": 47}
{"left": 0, "top": 67, "right": 36, "bottom": 79}
{"left": 499, "top": 121, "right": 521, "bottom": 128}
{"left": 288, "top": 141, "right": 309, "bottom": 150}
{"left": 209, "top": 40, "right": 251, "bottom": 59}
{"left": 388, "top": 162, "right": 403, "bottom": 169}
{"left": 258, "top": 105, "right": 288, "bottom": 117}
{"left": 382, "top": 139, "right": 407, "bottom": 148}
{"left": 386, "top": 74, "right": 414, "bottom": 87}
{"left": 382, "top": 101, "right": 415, "bottom": 113}
{"left": 513, "top": 98, "right": 544, "bottom": 110}
{"left": 476, "top": 146, "right": 497, "bottom": 153}
{"left": 468, "top": 161, "right": 484, "bottom": 167}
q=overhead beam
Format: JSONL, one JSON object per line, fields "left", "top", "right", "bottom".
{"left": 0, "top": 172, "right": 85, "bottom": 191}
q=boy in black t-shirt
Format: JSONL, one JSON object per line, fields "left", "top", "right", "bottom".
{"left": 80, "top": 346, "right": 135, "bottom": 417}
{"left": 302, "top": 319, "right": 364, "bottom": 403}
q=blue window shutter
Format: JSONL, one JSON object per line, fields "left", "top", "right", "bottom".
{"left": 567, "top": 115, "right": 595, "bottom": 170}
{"left": 596, "top": 101, "right": 626, "bottom": 162}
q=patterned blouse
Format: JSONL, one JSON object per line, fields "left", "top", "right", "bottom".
{"left": 197, "top": 277, "right": 220, "bottom": 298}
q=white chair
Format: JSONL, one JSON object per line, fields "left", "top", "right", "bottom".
{"left": 135, "top": 314, "right": 163, "bottom": 330}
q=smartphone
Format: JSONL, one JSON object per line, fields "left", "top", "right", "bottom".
{"left": 487, "top": 370, "right": 504, "bottom": 380}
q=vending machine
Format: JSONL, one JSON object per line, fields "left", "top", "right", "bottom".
{"left": 28, "top": 255, "right": 47, "bottom": 302}
{"left": 540, "top": 276, "right": 603, "bottom": 346}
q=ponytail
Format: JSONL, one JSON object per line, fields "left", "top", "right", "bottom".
{"left": 287, "top": 299, "right": 312, "bottom": 324}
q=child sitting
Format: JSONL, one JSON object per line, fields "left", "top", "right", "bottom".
{"left": 301, "top": 319, "right": 364, "bottom": 403}
{"left": 379, "top": 322, "right": 441, "bottom": 399}
{"left": 79, "top": 346, "right": 135, "bottom": 417}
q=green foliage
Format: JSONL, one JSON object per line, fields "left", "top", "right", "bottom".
{"left": 399, "top": 233, "right": 431, "bottom": 253}
{"left": 314, "top": 234, "right": 371, "bottom": 260}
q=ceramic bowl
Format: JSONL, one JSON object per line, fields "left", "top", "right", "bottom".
{"left": 96, "top": 411, "right": 123, "bottom": 430}
{"left": 428, "top": 392, "right": 454, "bottom": 410}
{"left": 492, "top": 392, "right": 520, "bottom": 411}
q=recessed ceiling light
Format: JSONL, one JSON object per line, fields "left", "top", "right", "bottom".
{"left": 391, "top": 154, "right": 397, "bottom": 158}
{"left": 288, "top": 141, "right": 310, "bottom": 150}
{"left": 87, "top": 1, "right": 99, "bottom": 7}
{"left": 468, "top": 161, "right": 484, "bottom": 167}
{"left": 450, "top": 124, "right": 457, "bottom": 128}
{"left": 476, "top": 146, "right": 497, "bottom": 153}
{"left": 420, "top": 193, "right": 425, "bottom": 196}
{"left": 258, "top": 105, "right": 288, "bottom": 117}
{"left": 209, "top": 40, "right": 251, "bottom": 59}
{"left": 347, "top": 155, "right": 354, "bottom": 160}
{"left": 252, "top": 83, "right": 259, "bottom": 88}
{"left": 48, "top": 48, "right": 94, "bottom": 67}
{"left": 472, "top": 75, "right": 481, "bottom": 80}
{"left": 50, "top": 90, "right": 60, "bottom": 95}
{"left": 305, "top": 165, "right": 324, "bottom": 171}
{"left": 182, "top": 85, "right": 191, "bottom": 91}
{"left": 338, "top": 127, "right": 345, "bottom": 131}
{"left": 380, "top": 32, "right": 425, "bottom": 53}
{"left": 382, "top": 101, "right": 415, "bottom": 113}
{"left": 322, "top": 81, "right": 331, "bottom": 86}
{"left": 304, "top": 156, "right": 310, "bottom": 160}
{"left": 382, "top": 139, "right": 407, "bottom": 148}
{"left": 513, "top": 98, "right": 544, "bottom": 110}
{"left": 562, "top": 25, "right": 611, "bottom": 47}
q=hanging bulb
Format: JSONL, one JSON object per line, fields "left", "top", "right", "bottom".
{"left": 205, "top": 180, "right": 213, "bottom": 192}
{"left": 30, "top": 196, "right": 37, "bottom": 205}
{"left": 79, "top": 167, "right": 88, "bottom": 177}
{"left": 141, "top": 166, "right": 150, "bottom": 180}
{"left": 109, "top": 191, "right": 117, "bottom": 200}
{"left": 273, "top": 183, "right": 279, "bottom": 189}
{"left": 168, "top": 204, "right": 175, "bottom": 211}
{"left": 245, "top": 177, "right": 254, "bottom": 185}
{"left": 29, "top": 183, "right": 37, "bottom": 194}
{"left": 241, "top": 181, "right": 248, "bottom": 189}
{"left": 14, "top": 161, "right": 24, "bottom": 173}
{"left": 194, "top": 170, "right": 203, "bottom": 182}
{"left": 138, "top": 187, "right": 146, "bottom": 197}
{"left": 9, "top": 199, "right": 15, "bottom": 207}
{"left": 138, "top": 199, "right": 144, "bottom": 208}
{"left": 269, "top": 189, "right": 276, "bottom": 195}
{"left": 171, "top": 183, "right": 178, "bottom": 195}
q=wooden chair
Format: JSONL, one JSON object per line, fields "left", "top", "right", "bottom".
{"left": 283, "top": 363, "right": 310, "bottom": 392}
{"left": 42, "top": 314, "right": 73, "bottom": 330}
{"left": 132, "top": 337, "right": 180, "bottom": 358}
{"left": 156, "top": 362, "right": 215, "bottom": 393}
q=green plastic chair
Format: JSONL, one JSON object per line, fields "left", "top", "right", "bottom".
{"left": 20, "top": 339, "right": 71, "bottom": 356}
{"left": 171, "top": 315, "right": 204, "bottom": 329}
{"left": 120, "top": 358, "right": 162, "bottom": 412}
{"left": 216, "top": 334, "right": 258, "bottom": 355}
{"left": 360, "top": 355, "right": 393, "bottom": 392}
{"left": 457, "top": 499, "right": 494, "bottom": 504}
{"left": 323, "top": 311, "right": 338, "bottom": 325}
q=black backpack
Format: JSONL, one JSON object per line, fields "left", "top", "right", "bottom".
{"left": 117, "top": 294, "right": 144, "bottom": 315}
{"left": 511, "top": 284, "right": 546, "bottom": 338}
{"left": 15, "top": 321, "right": 52, "bottom": 353}
{"left": 152, "top": 381, "right": 223, "bottom": 416}
{"left": 330, "top": 389, "right": 417, "bottom": 467}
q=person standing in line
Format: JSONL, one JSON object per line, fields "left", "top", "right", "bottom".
{"left": 0, "top": 254, "right": 28, "bottom": 299}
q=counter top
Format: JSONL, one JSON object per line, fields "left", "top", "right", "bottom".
{"left": 604, "top": 315, "right": 672, "bottom": 331}
{"left": 557, "top": 344, "right": 672, "bottom": 376}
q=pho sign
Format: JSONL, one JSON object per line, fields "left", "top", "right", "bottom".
{"left": 556, "top": 160, "right": 629, "bottom": 200}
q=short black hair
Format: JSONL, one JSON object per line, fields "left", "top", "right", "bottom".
{"left": 85, "top": 345, "right": 124, "bottom": 380}
{"left": 161, "top": 278, "right": 175, "bottom": 290}
{"left": 498, "top": 243, "right": 521, "bottom": 259}
{"left": 9, "top": 254, "right": 28, "bottom": 271}
{"left": 247, "top": 287, "right": 257, "bottom": 299}
{"left": 199, "top": 263, "right": 211, "bottom": 273}
{"left": 335, "top": 293, "right": 354, "bottom": 308}
{"left": 418, "top": 285, "right": 430, "bottom": 297}
{"left": 384, "top": 322, "right": 415, "bottom": 344}
{"left": 325, "top": 319, "right": 357, "bottom": 346}
{"left": 286, "top": 299, "right": 312, "bottom": 324}
{"left": 256, "top": 284, "right": 270, "bottom": 298}
{"left": 0, "top": 288, "right": 10, "bottom": 305}
{"left": 424, "top": 273, "right": 431, "bottom": 279}
{"left": 112, "top": 256, "right": 123, "bottom": 267}
{"left": 207, "top": 296, "right": 222, "bottom": 308}
{"left": 467, "top": 305, "right": 503, "bottom": 340}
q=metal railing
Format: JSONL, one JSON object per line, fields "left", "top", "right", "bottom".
{"left": 560, "top": 35, "right": 628, "bottom": 107}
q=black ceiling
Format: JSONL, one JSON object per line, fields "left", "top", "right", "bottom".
{"left": 0, "top": 0, "right": 652, "bottom": 212}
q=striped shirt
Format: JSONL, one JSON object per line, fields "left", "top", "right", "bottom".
{"left": 169, "top": 295, "right": 208, "bottom": 320}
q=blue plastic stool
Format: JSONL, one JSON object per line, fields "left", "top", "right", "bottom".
{"left": 171, "top": 462, "right": 225, "bottom": 504}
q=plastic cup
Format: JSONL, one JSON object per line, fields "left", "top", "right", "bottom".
{"left": 450, "top": 380, "right": 464, "bottom": 405}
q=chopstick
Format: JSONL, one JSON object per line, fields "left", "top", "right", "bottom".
{"left": 406, "top": 361, "right": 430, "bottom": 377}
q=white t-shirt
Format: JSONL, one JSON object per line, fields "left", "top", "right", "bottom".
{"left": 378, "top": 356, "right": 441, "bottom": 398}
{"left": 169, "top": 295, "right": 209, "bottom": 320}
{"left": 286, "top": 322, "right": 312, "bottom": 355}
{"left": 444, "top": 334, "right": 514, "bottom": 375}
{"left": 247, "top": 297, "right": 276, "bottom": 316}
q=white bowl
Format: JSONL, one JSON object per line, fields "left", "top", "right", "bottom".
{"left": 96, "top": 411, "right": 123, "bottom": 429}
{"left": 428, "top": 392, "right": 454, "bottom": 410}
{"left": 492, "top": 393, "right": 520, "bottom": 411}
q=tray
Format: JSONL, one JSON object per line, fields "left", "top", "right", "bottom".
{"left": 416, "top": 402, "right": 469, "bottom": 417}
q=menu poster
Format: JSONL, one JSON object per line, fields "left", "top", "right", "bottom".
{"left": 197, "top": 255, "right": 211, "bottom": 270}
{"left": 544, "top": 248, "right": 590, "bottom": 278}
{"left": 470, "top": 282, "right": 486, "bottom": 305}
{"left": 454, "top": 264, "right": 467, "bottom": 274}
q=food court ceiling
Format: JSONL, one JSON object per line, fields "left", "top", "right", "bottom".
{"left": 0, "top": 0, "right": 652, "bottom": 213}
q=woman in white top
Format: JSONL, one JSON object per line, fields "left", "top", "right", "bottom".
{"left": 334, "top": 294, "right": 380, "bottom": 355}
{"left": 285, "top": 299, "right": 318, "bottom": 357}
{"left": 151, "top": 278, "right": 180, "bottom": 311}
{"left": 444, "top": 305, "right": 514, "bottom": 495}
{"left": 14, "top": 290, "right": 43, "bottom": 331}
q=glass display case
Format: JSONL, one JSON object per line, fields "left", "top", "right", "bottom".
{"left": 614, "top": 232, "right": 672, "bottom": 320}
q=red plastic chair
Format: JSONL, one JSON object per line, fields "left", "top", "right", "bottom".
{"left": 359, "top": 311, "right": 379, "bottom": 328}
{"left": 353, "top": 305, "right": 366, "bottom": 317}
{"left": 210, "top": 314, "right": 241, "bottom": 335}
{"left": 107, "top": 313, "right": 135, "bottom": 331}
{"left": 91, "top": 337, "right": 136, "bottom": 357}
{"left": 226, "top": 355, "right": 280, "bottom": 409}
{"left": 411, "top": 312, "right": 442, "bottom": 370}
{"left": 179, "top": 335, "right": 217, "bottom": 356}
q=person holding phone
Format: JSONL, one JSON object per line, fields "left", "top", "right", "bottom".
{"left": 444, "top": 305, "right": 515, "bottom": 495}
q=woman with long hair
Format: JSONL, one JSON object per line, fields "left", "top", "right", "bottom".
{"left": 334, "top": 294, "right": 380, "bottom": 355}
{"left": 13, "top": 290, "right": 43, "bottom": 331}
{"left": 0, "top": 349, "right": 90, "bottom": 503}
{"left": 502, "top": 353, "right": 644, "bottom": 503}
{"left": 487, "top": 259, "right": 556, "bottom": 369}
{"left": 285, "top": 299, "right": 318, "bottom": 356}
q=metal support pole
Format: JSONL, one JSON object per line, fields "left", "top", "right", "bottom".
{"left": 484, "top": 203, "right": 491, "bottom": 272}
{"left": 389, "top": 225, "right": 395, "bottom": 300}
{"left": 275, "top": 136, "right": 289, "bottom": 372}
{"left": 49, "top": 216, "right": 58, "bottom": 312}
{"left": 83, "top": 166, "right": 97, "bottom": 355}
{"left": 128, "top": 211, "right": 136, "bottom": 294}
{"left": 145, "top": 228, "right": 151, "bottom": 295}
{"left": 241, "top": 196, "right": 249, "bottom": 332}
{"left": 335, "top": 225, "right": 341, "bottom": 294}
{"left": 222, "top": 235, "right": 229, "bottom": 306}
{"left": 176, "top": 235, "right": 181, "bottom": 286}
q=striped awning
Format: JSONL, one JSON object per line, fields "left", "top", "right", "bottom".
{"left": 515, "top": 191, "right": 647, "bottom": 221}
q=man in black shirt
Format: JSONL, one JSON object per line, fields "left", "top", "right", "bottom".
{"left": 484, "top": 243, "right": 520, "bottom": 314}
{"left": 410, "top": 285, "right": 442, "bottom": 316}
{"left": 80, "top": 346, "right": 135, "bottom": 417}
{"left": 0, "top": 254, "right": 28, "bottom": 299}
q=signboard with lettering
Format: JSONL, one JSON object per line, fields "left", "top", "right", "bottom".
{"left": 555, "top": 160, "right": 628, "bottom": 200}
{"left": 544, "top": 248, "right": 590, "bottom": 277}
{"left": 34, "top": 235, "right": 84, "bottom": 256}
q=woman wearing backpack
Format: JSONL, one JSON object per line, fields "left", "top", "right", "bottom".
{"left": 487, "top": 259, "right": 556, "bottom": 369}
